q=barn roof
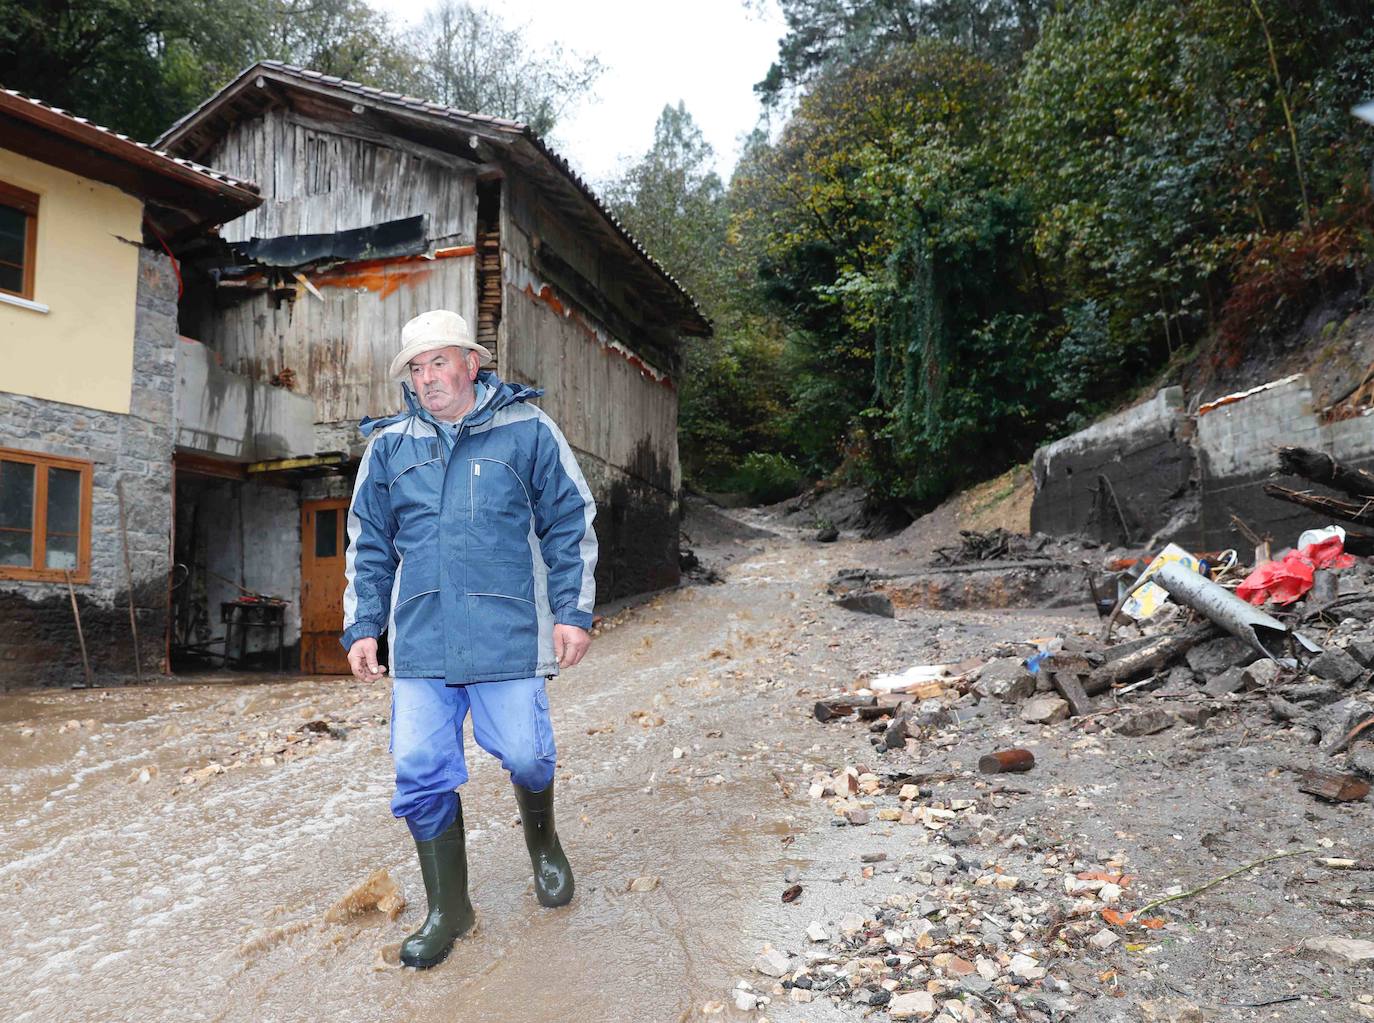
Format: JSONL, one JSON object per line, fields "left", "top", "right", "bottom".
{"left": 156, "top": 61, "right": 711, "bottom": 337}
{"left": 0, "top": 88, "right": 261, "bottom": 238}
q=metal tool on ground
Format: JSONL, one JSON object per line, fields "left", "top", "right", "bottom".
{"left": 63, "top": 569, "right": 93, "bottom": 688}
{"left": 116, "top": 480, "right": 143, "bottom": 682}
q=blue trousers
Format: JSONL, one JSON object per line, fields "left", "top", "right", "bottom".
{"left": 390, "top": 675, "right": 557, "bottom": 841}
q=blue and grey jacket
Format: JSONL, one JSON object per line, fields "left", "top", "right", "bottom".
{"left": 340, "top": 370, "right": 597, "bottom": 683}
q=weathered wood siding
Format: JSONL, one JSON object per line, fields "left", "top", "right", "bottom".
{"left": 189, "top": 108, "right": 479, "bottom": 425}
{"left": 197, "top": 257, "right": 476, "bottom": 424}
{"left": 499, "top": 173, "right": 682, "bottom": 597}
{"left": 199, "top": 109, "right": 476, "bottom": 243}
{"left": 500, "top": 172, "right": 680, "bottom": 496}
{"left": 501, "top": 246, "right": 678, "bottom": 494}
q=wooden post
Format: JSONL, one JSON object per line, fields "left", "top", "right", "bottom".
{"left": 116, "top": 480, "right": 143, "bottom": 683}
{"left": 64, "top": 570, "right": 93, "bottom": 689}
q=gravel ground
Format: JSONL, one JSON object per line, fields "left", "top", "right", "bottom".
{"left": 716, "top": 507, "right": 1374, "bottom": 1023}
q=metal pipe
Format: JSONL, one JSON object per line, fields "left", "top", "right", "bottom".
{"left": 1149, "top": 560, "right": 1321, "bottom": 667}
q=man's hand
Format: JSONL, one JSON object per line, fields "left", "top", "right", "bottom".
{"left": 553, "top": 624, "right": 591, "bottom": 669}
{"left": 347, "top": 638, "right": 388, "bottom": 682}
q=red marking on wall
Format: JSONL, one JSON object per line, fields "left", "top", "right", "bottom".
{"left": 225, "top": 246, "right": 478, "bottom": 300}
{"left": 309, "top": 245, "right": 476, "bottom": 299}
{"left": 521, "top": 283, "right": 674, "bottom": 390}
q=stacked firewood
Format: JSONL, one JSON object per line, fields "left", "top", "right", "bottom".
{"left": 475, "top": 229, "right": 501, "bottom": 354}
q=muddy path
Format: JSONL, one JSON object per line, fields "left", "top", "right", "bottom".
{"left": 2, "top": 517, "right": 1072, "bottom": 1023}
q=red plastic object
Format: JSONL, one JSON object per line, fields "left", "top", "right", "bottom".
{"left": 1236, "top": 536, "right": 1356, "bottom": 606}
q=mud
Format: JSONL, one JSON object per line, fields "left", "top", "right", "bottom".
{"left": 1, "top": 503, "right": 1368, "bottom": 1022}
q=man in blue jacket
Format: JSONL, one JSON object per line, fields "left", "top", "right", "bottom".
{"left": 341, "top": 308, "right": 596, "bottom": 969}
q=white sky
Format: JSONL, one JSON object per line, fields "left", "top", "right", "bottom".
{"left": 372, "top": 0, "right": 786, "bottom": 186}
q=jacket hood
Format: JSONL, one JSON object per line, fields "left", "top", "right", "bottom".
{"left": 359, "top": 369, "right": 543, "bottom": 438}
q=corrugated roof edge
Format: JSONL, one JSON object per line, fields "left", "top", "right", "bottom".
{"left": 155, "top": 61, "right": 710, "bottom": 335}
{"left": 1, "top": 87, "right": 261, "bottom": 197}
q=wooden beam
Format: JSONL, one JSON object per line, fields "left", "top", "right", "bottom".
{"left": 174, "top": 452, "right": 246, "bottom": 480}
{"left": 247, "top": 453, "right": 348, "bottom": 474}
{"left": 1263, "top": 483, "right": 1374, "bottom": 526}
{"left": 1278, "top": 446, "right": 1374, "bottom": 498}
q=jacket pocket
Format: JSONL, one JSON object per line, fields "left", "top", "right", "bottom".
{"left": 391, "top": 564, "right": 441, "bottom": 668}
{"left": 466, "top": 557, "right": 539, "bottom": 677}
{"left": 468, "top": 457, "right": 534, "bottom": 554}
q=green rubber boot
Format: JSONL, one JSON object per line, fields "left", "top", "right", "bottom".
{"left": 400, "top": 801, "right": 476, "bottom": 969}
{"left": 513, "top": 781, "right": 574, "bottom": 907}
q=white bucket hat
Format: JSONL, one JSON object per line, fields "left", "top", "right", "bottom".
{"left": 388, "top": 309, "right": 493, "bottom": 380}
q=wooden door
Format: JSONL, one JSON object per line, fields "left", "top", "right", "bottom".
{"left": 301, "top": 498, "right": 352, "bottom": 674}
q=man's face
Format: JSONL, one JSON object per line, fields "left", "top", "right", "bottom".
{"left": 409, "top": 346, "right": 478, "bottom": 421}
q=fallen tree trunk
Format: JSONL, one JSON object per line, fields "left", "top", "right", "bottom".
{"left": 1085, "top": 622, "right": 1220, "bottom": 695}
{"left": 1278, "top": 446, "right": 1374, "bottom": 498}
{"left": 814, "top": 696, "right": 877, "bottom": 722}
{"left": 1262, "top": 483, "right": 1374, "bottom": 526}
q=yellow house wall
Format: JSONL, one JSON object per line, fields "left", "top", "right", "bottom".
{"left": 0, "top": 149, "right": 143, "bottom": 415}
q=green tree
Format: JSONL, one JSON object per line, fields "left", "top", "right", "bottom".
{"left": 754, "top": 0, "right": 1049, "bottom": 103}
{"left": 605, "top": 104, "right": 791, "bottom": 487}
{"left": 0, "top": 0, "right": 601, "bottom": 142}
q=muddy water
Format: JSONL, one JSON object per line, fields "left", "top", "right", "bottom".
{"left": 1, "top": 536, "right": 846, "bottom": 1023}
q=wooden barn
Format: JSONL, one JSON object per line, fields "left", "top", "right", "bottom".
{"left": 157, "top": 61, "right": 709, "bottom": 673}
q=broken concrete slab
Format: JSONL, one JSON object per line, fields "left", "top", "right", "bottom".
{"left": 1242, "top": 659, "right": 1282, "bottom": 689}
{"left": 1300, "top": 935, "right": 1374, "bottom": 967}
{"left": 888, "top": 990, "right": 937, "bottom": 1019}
{"left": 868, "top": 561, "right": 1090, "bottom": 611}
{"left": 1186, "top": 636, "right": 1257, "bottom": 676}
{"left": 1316, "top": 697, "right": 1374, "bottom": 753}
{"left": 1203, "top": 666, "right": 1248, "bottom": 697}
{"left": 1284, "top": 680, "right": 1345, "bottom": 706}
{"left": 1267, "top": 694, "right": 1306, "bottom": 721}
{"left": 973, "top": 657, "right": 1035, "bottom": 703}
{"left": 1346, "top": 638, "right": 1374, "bottom": 668}
{"left": 754, "top": 946, "right": 791, "bottom": 977}
{"left": 1175, "top": 702, "right": 1222, "bottom": 727}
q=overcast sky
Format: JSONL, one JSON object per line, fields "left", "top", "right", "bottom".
{"left": 373, "top": 0, "right": 787, "bottom": 186}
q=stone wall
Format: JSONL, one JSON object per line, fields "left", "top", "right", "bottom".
{"left": 0, "top": 247, "right": 177, "bottom": 689}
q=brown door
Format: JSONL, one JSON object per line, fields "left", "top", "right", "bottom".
{"left": 301, "top": 498, "right": 352, "bottom": 674}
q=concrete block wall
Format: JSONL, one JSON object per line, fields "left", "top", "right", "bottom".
{"left": 1196, "top": 375, "right": 1374, "bottom": 545}
{"left": 1031, "top": 387, "right": 1196, "bottom": 546}
{"left": 1031, "top": 374, "right": 1374, "bottom": 554}
{"left": 0, "top": 247, "right": 177, "bottom": 689}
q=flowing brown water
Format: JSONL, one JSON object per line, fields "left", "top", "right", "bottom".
{"left": 1, "top": 537, "right": 840, "bottom": 1023}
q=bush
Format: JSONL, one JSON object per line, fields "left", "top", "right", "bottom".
{"left": 725, "top": 452, "right": 805, "bottom": 505}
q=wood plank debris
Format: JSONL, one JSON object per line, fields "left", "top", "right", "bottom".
{"left": 1299, "top": 768, "right": 1370, "bottom": 803}
{"left": 1262, "top": 483, "right": 1374, "bottom": 527}
{"left": 814, "top": 696, "right": 877, "bottom": 722}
